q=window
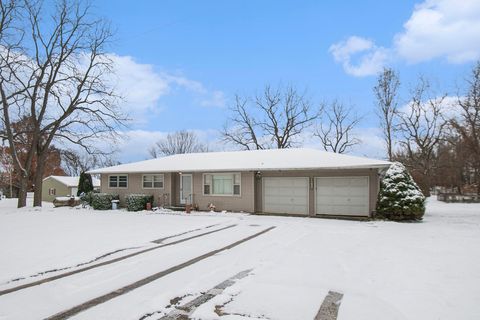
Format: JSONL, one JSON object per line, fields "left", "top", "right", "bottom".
{"left": 109, "top": 175, "right": 128, "bottom": 188}
{"left": 143, "top": 174, "right": 164, "bottom": 189}
{"left": 203, "top": 173, "right": 241, "bottom": 196}
{"left": 48, "top": 188, "right": 56, "bottom": 196}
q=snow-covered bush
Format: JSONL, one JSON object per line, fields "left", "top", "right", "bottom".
{"left": 125, "top": 194, "right": 154, "bottom": 212}
{"left": 80, "top": 191, "right": 94, "bottom": 206}
{"left": 91, "top": 193, "right": 119, "bottom": 210}
{"left": 376, "top": 162, "right": 426, "bottom": 221}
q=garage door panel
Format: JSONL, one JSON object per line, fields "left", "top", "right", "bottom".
{"left": 317, "top": 185, "right": 334, "bottom": 192}
{"left": 349, "top": 189, "right": 367, "bottom": 196}
{"left": 348, "top": 196, "right": 368, "bottom": 205}
{"left": 316, "top": 177, "right": 369, "bottom": 216}
{"left": 264, "top": 194, "right": 308, "bottom": 204}
{"left": 263, "top": 177, "right": 309, "bottom": 215}
{"left": 334, "top": 179, "right": 350, "bottom": 187}
{"left": 264, "top": 188, "right": 307, "bottom": 197}
{"left": 350, "top": 180, "right": 368, "bottom": 188}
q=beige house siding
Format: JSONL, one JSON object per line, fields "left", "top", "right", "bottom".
{"left": 100, "top": 171, "right": 255, "bottom": 211}
{"left": 100, "top": 173, "right": 173, "bottom": 206}
{"left": 171, "top": 172, "right": 255, "bottom": 212}
{"left": 255, "top": 168, "right": 380, "bottom": 216}
{"left": 99, "top": 169, "right": 380, "bottom": 216}
{"left": 41, "top": 178, "right": 71, "bottom": 202}
{"left": 192, "top": 172, "right": 255, "bottom": 212}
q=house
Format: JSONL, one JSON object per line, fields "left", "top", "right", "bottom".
{"left": 88, "top": 148, "right": 391, "bottom": 217}
{"left": 42, "top": 175, "right": 101, "bottom": 202}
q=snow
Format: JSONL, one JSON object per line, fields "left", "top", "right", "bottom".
{"left": 0, "top": 198, "right": 479, "bottom": 319}
{"left": 87, "top": 148, "right": 391, "bottom": 174}
{"left": 45, "top": 175, "right": 101, "bottom": 187}
{"left": 54, "top": 196, "right": 81, "bottom": 201}
{"left": 382, "top": 162, "right": 424, "bottom": 200}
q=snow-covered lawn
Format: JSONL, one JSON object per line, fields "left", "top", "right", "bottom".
{"left": 0, "top": 198, "right": 479, "bottom": 320}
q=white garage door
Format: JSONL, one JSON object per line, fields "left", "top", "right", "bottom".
{"left": 316, "top": 177, "right": 369, "bottom": 216}
{"left": 263, "top": 177, "right": 309, "bottom": 215}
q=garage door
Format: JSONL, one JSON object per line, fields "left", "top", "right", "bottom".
{"left": 263, "top": 177, "right": 309, "bottom": 215}
{"left": 316, "top": 177, "right": 369, "bottom": 216}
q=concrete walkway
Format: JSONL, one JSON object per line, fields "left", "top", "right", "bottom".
{"left": 152, "top": 269, "right": 252, "bottom": 320}
{"left": 314, "top": 291, "right": 344, "bottom": 320}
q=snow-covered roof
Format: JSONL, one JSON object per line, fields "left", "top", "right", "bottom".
{"left": 88, "top": 148, "right": 391, "bottom": 174}
{"left": 44, "top": 175, "right": 101, "bottom": 187}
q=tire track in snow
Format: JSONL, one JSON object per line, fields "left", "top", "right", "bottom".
{"left": 0, "top": 224, "right": 237, "bottom": 296}
{"left": 151, "top": 223, "right": 220, "bottom": 244}
{"left": 44, "top": 226, "right": 276, "bottom": 320}
{"left": 139, "top": 269, "right": 252, "bottom": 320}
{"left": 1, "top": 223, "right": 220, "bottom": 287}
{"left": 3, "top": 246, "right": 143, "bottom": 285}
{"left": 314, "top": 291, "right": 343, "bottom": 320}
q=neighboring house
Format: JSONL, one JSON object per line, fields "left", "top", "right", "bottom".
{"left": 88, "top": 148, "right": 391, "bottom": 217}
{"left": 42, "top": 175, "right": 101, "bottom": 202}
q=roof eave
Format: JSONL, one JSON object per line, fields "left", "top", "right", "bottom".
{"left": 87, "top": 163, "right": 392, "bottom": 174}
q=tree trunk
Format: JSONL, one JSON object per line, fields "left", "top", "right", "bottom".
{"left": 33, "top": 156, "right": 46, "bottom": 207}
{"left": 423, "top": 167, "right": 432, "bottom": 197}
{"left": 33, "top": 174, "right": 43, "bottom": 207}
{"left": 476, "top": 166, "right": 480, "bottom": 195}
{"left": 17, "top": 175, "right": 28, "bottom": 208}
{"left": 387, "top": 131, "right": 393, "bottom": 162}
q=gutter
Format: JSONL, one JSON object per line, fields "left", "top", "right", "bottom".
{"left": 87, "top": 164, "right": 392, "bottom": 175}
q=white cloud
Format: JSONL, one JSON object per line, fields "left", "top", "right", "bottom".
{"left": 108, "top": 54, "right": 226, "bottom": 120}
{"left": 117, "top": 130, "right": 168, "bottom": 161}
{"left": 109, "top": 54, "right": 170, "bottom": 114}
{"left": 160, "top": 73, "right": 207, "bottom": 94}
{"left": 329, "top": 36, "right": 374, "bottom": 61}
{"left": 115, "top": 129, "right": 225, "bottom": 163}
{"left": 395, "top": 0, "right": 480, "bottom": 63}
{"left": 66, "top": 127, "right": 389, "bottom": 166}
{"left": 350, "top": 127, "right": 387, "bottom": 159}
{"left": 200, "top": 90, "right": 226, "bottom": 108}
{"left": 330, "top": 0, "right": 480, "bottom": 76}
{"left": 399, "top": 95, "right": 462, "bottom": 120}
{"left": 303, "top": 126, "right": 388, "bottom": 159}
{"left": 329, "top": 36, "right": 390, "bottom": 77}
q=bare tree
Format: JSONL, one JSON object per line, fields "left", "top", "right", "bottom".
{"left": 374, "top": 67, "right": 400, "bottom": 160}
{"left": 314, "top": 100, "right": 362, "bottom": 154}
{"left": 149, "top": 130, "right": 208, "bottom": 157}
{"left": 0, "top": 0, "right": 31, "bottom": 207}
{"left": 61, "top": 150, "right": 97, "bottom": 176}
{"left": 396, "top": 78, "right": 447, "bottom": 196}
{"left": 61, "top": 149, "right": 120, "bottom": 176}
{"left": 0, "top": 0, "right": 127, "bottom": 207}
{"left": 450, "top": 62, "right": 480, "bottom": 194}
{"left": 222, "top": 85, "right": 318, "bottom": 150}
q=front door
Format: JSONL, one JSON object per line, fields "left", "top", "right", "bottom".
{"left": 180, "top": 174, "right": 192, "bottom": 205}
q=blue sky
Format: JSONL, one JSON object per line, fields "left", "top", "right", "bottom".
{"left": 93, "top": 0, "right": 480, "bottom": 162}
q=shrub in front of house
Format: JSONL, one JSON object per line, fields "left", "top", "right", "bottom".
{"left": 125, "top": 194, "right": 154, "bottom": 212}
{"left": 91, "top": 193, "right": 119, "bottom": 210}
{"left": 80, "top": 191, "right": 93, "bottom": 206}
{"left": 80, "top": 190, "right": 101, "bottom": 206}
{"left": 376, "top": 162, "right": 426, "bottom": 221}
